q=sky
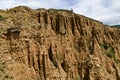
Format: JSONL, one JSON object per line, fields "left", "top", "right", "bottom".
{"left": 0, "top": 0, "right": 120, "bottom": 25}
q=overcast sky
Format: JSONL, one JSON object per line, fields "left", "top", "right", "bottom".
{"left": 0, "top": 0, "right": 120, "bottom": 25}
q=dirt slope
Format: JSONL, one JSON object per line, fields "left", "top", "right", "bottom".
{"left": 0, "top": 6, "right": 120, "bottom": 80}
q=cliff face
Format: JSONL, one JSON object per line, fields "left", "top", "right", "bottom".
{"left": 0, "top": 6, "right": 120, "bottom": 80}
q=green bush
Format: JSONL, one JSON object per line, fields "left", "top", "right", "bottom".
{"left": 100, "top": 43, "right": 110, "bottom": 50}
{"left": 0, "top": 15, "right": 5, "bottom": 21}
{"left": 71, "top": 76, "right": 81, "bottom": 80}
{"left": 74, "top": 43, "right": 79, "bottom": 51}
{"left": 105, "top": 48, "right": 118, "bottom": 63}
{"left": 0, "top": 59, "right": 6, "bottom": 72}
{"left": 106, "top": 48, "right": 115, "bottom": 58}
{"left": 100, "top": 43, "right": 118, "bottom": 63}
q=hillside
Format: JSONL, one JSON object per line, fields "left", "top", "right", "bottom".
{"left": 111, "top": 25, "right": 120, "bottom": 28}
{"left": 0, "top": 6, "right": 120, "bottom": 80}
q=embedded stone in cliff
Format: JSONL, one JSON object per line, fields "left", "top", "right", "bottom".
{"left": 6, "top": 26, "right": 21, "bottom": 40}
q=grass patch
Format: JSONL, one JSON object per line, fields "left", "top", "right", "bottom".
{"left": 100, "top": 43, "right": 119, "bottom": 63}
{"left": 0, "top": 58, "right": 14, "bottom": 79}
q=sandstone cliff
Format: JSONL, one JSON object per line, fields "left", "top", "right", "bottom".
{"left": 0, "top": 6, "right": 120, "bottom": 80}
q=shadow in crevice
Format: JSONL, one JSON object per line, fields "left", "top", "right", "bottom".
{"left": 48, "top": 45, "right": 58, "bottom": 68}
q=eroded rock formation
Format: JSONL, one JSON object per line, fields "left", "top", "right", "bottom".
{"left": 0, "top": 6, "right": 120, "bottom": 80}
